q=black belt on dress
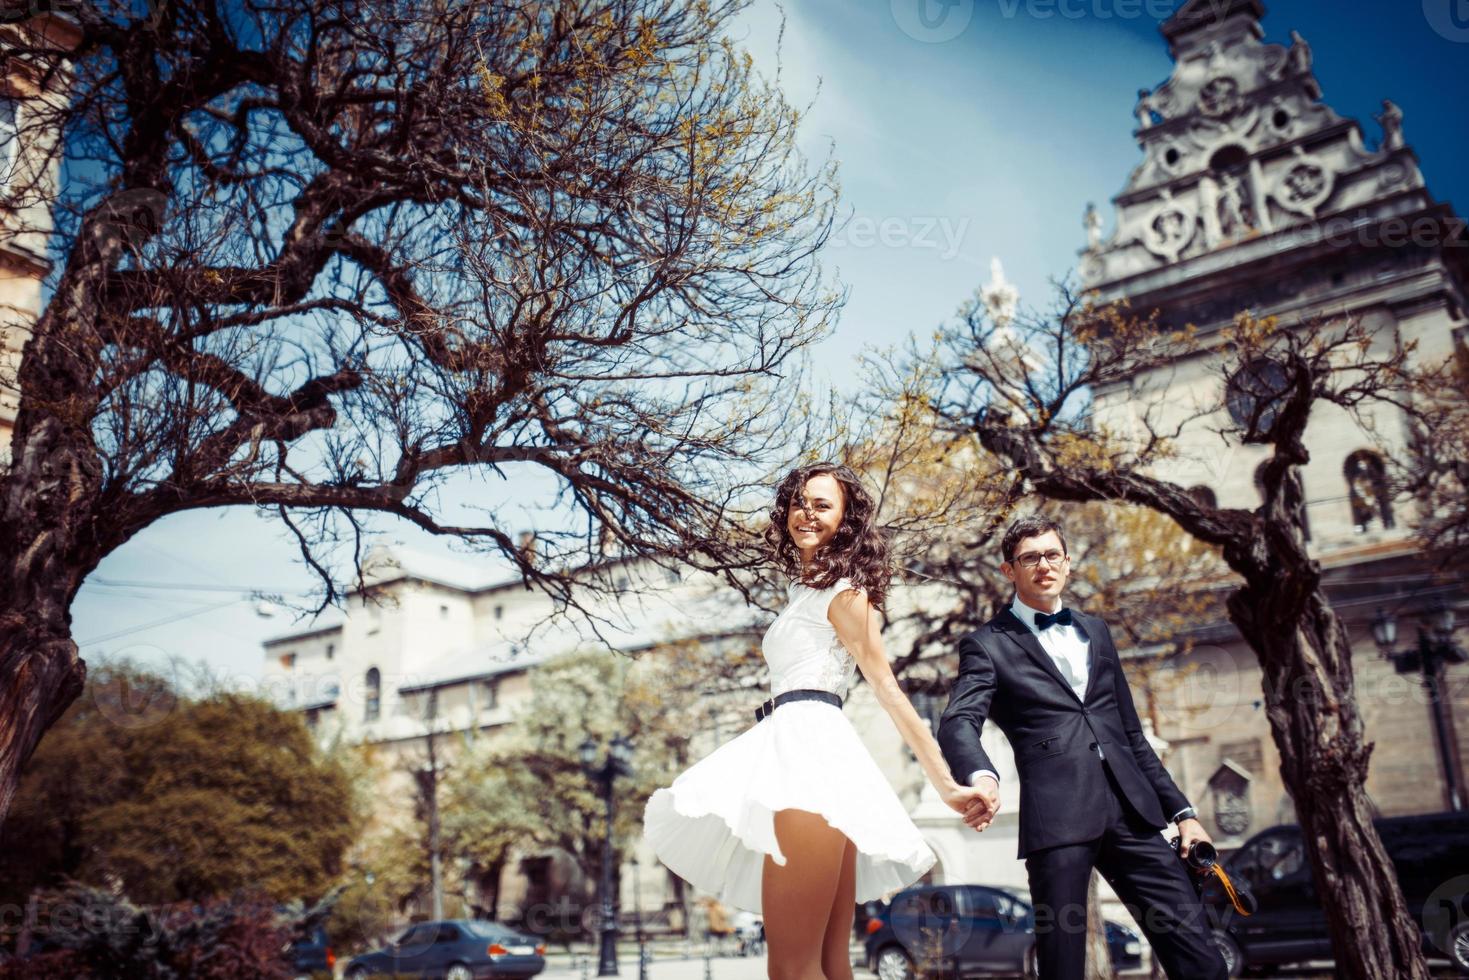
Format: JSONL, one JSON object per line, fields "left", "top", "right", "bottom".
{"left": 754, "top": 689, "right": 843, "bottom": 723}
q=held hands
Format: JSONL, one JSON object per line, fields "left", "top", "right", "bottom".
{"left": 945, "top": 775, "right": 999, "bottom": 833}
{"left": 1176, "top": 817, "right": 1212, "bottom": 858}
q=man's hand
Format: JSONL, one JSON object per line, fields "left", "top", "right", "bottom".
{"left": 962, "top": 775, "right": 1000, "bottom": 832}
{"left": 1176, "top": 817, "right": 1212, "bottom": 858}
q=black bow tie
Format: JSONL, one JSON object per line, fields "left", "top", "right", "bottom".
{"left": 1034, "top": 608, "right": 1073, "bottom": 631}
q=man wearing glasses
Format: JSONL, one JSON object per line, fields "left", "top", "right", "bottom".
{"left": 937, "top": 516, "right": 1227, "bottom": 980}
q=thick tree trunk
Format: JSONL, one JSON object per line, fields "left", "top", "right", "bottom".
{"left": 1227, "top": 583, "right": 1430, "bottom": 979}
{"left": 0, "top": 626, "right": 84, "bottom": 819}
{"left": 0, "top": 438, "right": 93, "bottom": 823}
{"left": 0, "top": 222, "right": 126, "bottom": 826}
{"left": 0, "top": 458, "right": 110, "bottom": 824}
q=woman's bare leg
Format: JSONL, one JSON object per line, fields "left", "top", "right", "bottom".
{"left": 763, "top": 808, "right": 849, "bottom": 980}
{"left": 819, "top": 838, "right": 858, "bottom": 980}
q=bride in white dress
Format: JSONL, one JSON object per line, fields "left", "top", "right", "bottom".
{"left": 643, "top": 463, "right": 990, "bottom": 980}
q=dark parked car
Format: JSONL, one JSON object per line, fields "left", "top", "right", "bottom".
{"left": 345, "top": 919, "right": 546, "bottom": 980}
{"left": 863, "top": 884, "right": 1143, "bottom": 979}
{"left": 288, "top": 925, "right": 335, "bottom": 979}
{"left": 1203, "top": 811, "right": 1469, "bottom": 977}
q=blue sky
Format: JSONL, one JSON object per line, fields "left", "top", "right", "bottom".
{"left": 71, "top": 0, "right": 1469, "bottom": 683}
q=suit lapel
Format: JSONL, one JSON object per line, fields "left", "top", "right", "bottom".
{"left": 992, "top": 608, "right": 1082, "bottom": 704}
{"left": 1076, "top": 612, "right": 1099, "bottom": 703}
{"left": 1074, "top": 612, "right": 1110, "bottom": 704}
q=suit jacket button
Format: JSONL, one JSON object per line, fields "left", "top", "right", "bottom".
{"left": 1089, "top": 742, "right": 1098, "bottom": 751}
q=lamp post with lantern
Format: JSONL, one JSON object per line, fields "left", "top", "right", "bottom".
{"left": 1371, "top": 599, "right": 1467, "bottom": 812}
{"left": 580, "top": 734, "right": 635, "bottom": 976}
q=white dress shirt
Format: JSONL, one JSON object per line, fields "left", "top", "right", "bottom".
{"left": 966, "top": 594, "right": 1090, "bottom": 790}
{"left": 1012, "top": 593, "right": 1090, "bottom": 699}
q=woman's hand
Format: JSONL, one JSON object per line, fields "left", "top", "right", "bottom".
{"left": 939, "top": 779, "right": 985, "bottom": 817}
{"left": 943, "top": 775, "right": 1000, "bottom": 831}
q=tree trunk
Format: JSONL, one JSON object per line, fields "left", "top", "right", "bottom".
{"left": 487, "top": 854, "right": 505, "bottom": 922}
{"left": 1226, "top": 582, "right": 1430, "bottom": 979}
{"left": 1, "top": 251, "right": 125, "bottom": 826}
{"left": 0, "top": 623, "right": 85, "bottom": 821}
{"left": 0, "top": 424, "right": 100, "bottom": 825}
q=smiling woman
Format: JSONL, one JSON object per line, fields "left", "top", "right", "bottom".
{"left": 644, "top": 462, "right": 992, "bottom": 980}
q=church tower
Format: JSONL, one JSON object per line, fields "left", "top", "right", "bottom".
{"left": 1078, "top": 0, "right": 1469, "bottom": 838}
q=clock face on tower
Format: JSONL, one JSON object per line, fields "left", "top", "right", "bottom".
{"left": 1225, "top": 357, "right": 1292, "bottom": 438}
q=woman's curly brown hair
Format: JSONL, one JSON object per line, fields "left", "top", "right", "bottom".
{"left": 764, "top": 462, "right": 891, "bottom": 608}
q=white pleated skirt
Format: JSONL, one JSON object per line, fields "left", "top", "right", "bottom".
{"left": 642, "top": 700, "right": 936, "bottom": 913}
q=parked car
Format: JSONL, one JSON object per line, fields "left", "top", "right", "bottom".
{"left": 288, "top": 924, "right": 335, "bottom": 979}
{"left": 345, "top": 919, "right": 546, "bottom": 980}
{"left": 1203, "top": 811, "right": 1469, "bottom": 977}
{"left": 863, "top": 884, "right": 1143, "bottom": 979}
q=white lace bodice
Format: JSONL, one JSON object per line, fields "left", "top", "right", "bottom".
{"left": 760, "top": 577, "right": 863, "bottom": 699}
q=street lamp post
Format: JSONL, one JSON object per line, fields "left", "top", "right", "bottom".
{"left": 580, "top": 734, "right": 635, "bottom": 977}
{"left": 1372, "top": 600, "right": 1467, "bottom": 812}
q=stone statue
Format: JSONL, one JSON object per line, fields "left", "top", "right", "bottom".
{"left": 1218, "top": 172, "right": 1251, "bottom": 237}
{"left": 1288, "top": 30, "right": 1312, "bottom": 74}
{"left": 1376, "top": 99, "right": 1404, "bottom": 150}
{"left": 1083, "top": 202, "right": 1103, "bottom": 249}
{"left": 1135, "top": 88, "right": 1156, "bottom": 129}
{"left": 1197, "top": 175, "right": 1223, "bottom": 247}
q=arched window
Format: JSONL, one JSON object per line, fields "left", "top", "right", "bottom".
{"left": 1188, "top": 485, "right": 1218, "bottom": 510}
{"left": 0, "top": 99, "right": 19, "bottom": 190}
{"left": 1344, "top": 450, "right": 1394, "bottom": 532}
{"left": 364, "top": 667, "right": 381, "bottom": 722}
{"left": 1255, "top": 461, "right": 1311, "bottom": 541}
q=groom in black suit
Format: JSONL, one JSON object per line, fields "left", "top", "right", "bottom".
{"left": 937, "top": 516, "right": 1227, "bottom": 980}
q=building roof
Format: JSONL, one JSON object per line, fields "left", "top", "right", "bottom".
{"left": 262, "top": 614, "right": 345, "bottom": 647}
{"left": 360, "top": 542, "right": 514, "bottom": 592}
{"left": 395, "top": 584, "right": 768, "bottom": 694}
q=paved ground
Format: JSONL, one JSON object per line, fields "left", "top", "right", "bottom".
{"left": 538, "top": 941, "right": 1154, "bottom": 980}
{"left": 538, "top": 943, "right": 1466, "bottom": 980}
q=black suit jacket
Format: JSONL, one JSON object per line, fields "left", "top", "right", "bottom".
{"left": 937, "top": 606, "right": 1190, "bottom": 857}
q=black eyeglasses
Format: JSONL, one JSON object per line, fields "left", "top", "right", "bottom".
{"left": 1012, "top": 550, "right": 1068, "bottom": 569}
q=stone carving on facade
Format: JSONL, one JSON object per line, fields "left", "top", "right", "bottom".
{"left": 1378, "top": 161, "right": 1408, "bottom": 190}
{"left": 1375, "top": 99, "right": 1404, "bottom": 151}
{"left": 1141, "top": 188, "right": 1197, "bottom": 263}
{"left": 1287, "top": 30, "right": 1312, "bottom": 75}
{"left": 1198, "top": 175, "right": 1223, "bottom": 246}
{"left": 1083, "top": 202, "right": 1103, "bottom": 250}
{"left": 1135, "top": 87, "right": 1158, "bottom": 129}
{"left": 1209, "top": 760, "right": 1254, "bottom": 838}
{"left": 1217, "top": 171, "right": 1253, "bottom": 237}
{"left": 1199, "top": 75, "right": 1243, "bottom": 119}
{"left": 1080, "top": 1, "right": 1432, "bottom": 286}
{"left": 1269, "top": 145, "right": 1335, "bottom": 219}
